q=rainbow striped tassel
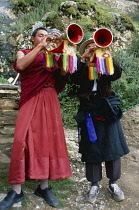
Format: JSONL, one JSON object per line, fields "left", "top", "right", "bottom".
{"left": 45, "top": 54, "right": 55, "bottom": 68}
{"left": 96, "top": 57, "right": 103, "bottom": 74}
{"left": 74, "top": 55, "right": 77, "bottom": 71}
{"left": 94, "top": 48, "right": 114, "bottom": 75}
{"left": 68, "top": 55, "right": 77, "bottom": 73}
{"left": 45, "top": 53, "right": 77, "bottom": 74}
{"left": 106, "top": 57, "right": 114, "bottom": 75}
{"left": 101, "top": 58, "right": 107, "bottom": 75}
{"left": 62, "top": 53, "right": 68, "bottom": 72}
{"left": 96, "top": 57, "right": 114, "bottom": 75}
{"left": 88, "top": 66, "right": 98, "bottom": 80}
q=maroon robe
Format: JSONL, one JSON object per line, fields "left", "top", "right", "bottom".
{"left": 8, "top": 49, "right": 72, "bottom": 184}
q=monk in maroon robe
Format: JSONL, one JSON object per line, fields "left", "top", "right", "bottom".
{"left": 0, "top": 27, "right": 72, "bottom": 209}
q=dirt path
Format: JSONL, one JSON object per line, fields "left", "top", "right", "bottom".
{"left": 0, "top": 105, "right": 139, "bottom": 209}
{"left": 64, "top": 104, "right": 139, "bottom": 210}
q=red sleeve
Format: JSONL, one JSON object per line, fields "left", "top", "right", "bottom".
{"left": 12, "top": 49, "right": 29, "bottom": 73}
{"left": 13, "top": 59, "right": 22, "bottom": 73}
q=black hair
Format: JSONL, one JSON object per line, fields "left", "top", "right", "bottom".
{"left": 31, "top": 27, "right": 48, "bottom": 37}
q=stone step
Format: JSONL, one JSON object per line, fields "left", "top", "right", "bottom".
{"left": 0, "top": 135, "right": 13, "bottom": 143}
{"left": 0, "top": 126, "right": 15, "bottom": 135}
{"left": 0, "top": 109, "right": 18, "bottom": 116}
{"left": 0, "top": 84, "right": 18, "bottom": 90}
{"left": 0, "top": 98, "right": 18, "bottom": 109}
{"left": 0, "top": 115, "right": 17, "bottom": 125}
{"left": 0, "top": 151, "right": 10, "bottom": 163}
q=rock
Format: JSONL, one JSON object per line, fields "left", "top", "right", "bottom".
{"left": 42, "top": 11, "right": 54, "bottom": 21}
{"left": 0, "top": 126, "right": 15, "bottom": 135}
{"left": 0, "top": 151, "right": 10, "bottom": 163}
{"left": 32, "top": 21, "right": 44, "bottom": 32}
{"left": 59, "top": 1, "right": 78, "bottom": 16}
{"left": 0, "top": 135, "right": 13, "bottom": 143}
{"left": 0, "top": 84, "right": 18, "bottom": 90}
{"left": 0, "top": 115, "right": 17, "bottom": 125}
{"left": 16, "top": 34, "right": 24, "bottom": 43}
{"left": 59, "top": 1, "right": 77, "bottom": 10}
{"left": 0, "top": 99, "right": 18, "bottom": 109}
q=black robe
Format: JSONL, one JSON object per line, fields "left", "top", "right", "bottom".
{"left": 70, "top": 58, "right": 130, "bottom": 163}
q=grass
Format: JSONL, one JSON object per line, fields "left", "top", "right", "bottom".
{"left": 0, "top": 140, "right": 77, "bottom": 208}
{"left": 0, "top": 167, "right": 77, "bottom": 208}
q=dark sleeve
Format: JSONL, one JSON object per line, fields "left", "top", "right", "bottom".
{"left": 54, "top": 70, "right": 70, "bottom": 94}
{"left": 69, "top": 58, "right": 88, "bottom": 85}
{"left": 110, "top": 58, "right": 123, "bottom": 81}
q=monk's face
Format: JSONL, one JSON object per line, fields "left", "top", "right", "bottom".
{"left": 31, "top": 30, "right": 49, "bottom": 46}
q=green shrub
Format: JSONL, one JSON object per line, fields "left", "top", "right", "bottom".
{"left": 66, "top": 7, "right": 77, "bottom": 16}
{"left": 45, "top": 11, "right": 64, "bottom": 30}
{"left": 78, "top": 16, "right": 97, "bottom": 31}
{"left": 95, "top": 8, "right": 114, "bottom": 27}
{"left": 58, "top": 84, "right": 80, "bottom": 128}
{"left": 128, "top": 8, "right": 139, "bottom": 28}
{"left": 127, "top": 32, "right": 139, "bottom": 58}
{"left": 77, "top": 1, "right": 95, "bottom": 15}
{"left": 0, "top": 76, "right": 10, "bottom": 84}
{"left": 120, "top": 14, "right": 135, "bottom": 31}
{"left": 112, "top": 50, "right": 139, "bottom": 110}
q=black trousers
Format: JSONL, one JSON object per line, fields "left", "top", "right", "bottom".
{"left": 85, "top": 158, "right": 121, "bottom": 183}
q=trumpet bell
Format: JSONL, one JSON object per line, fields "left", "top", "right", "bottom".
{"left": 66, "top": 23, "right": 84, "bottom": 44}
{"left": 93, "top": 28, "right": 113, "bottom": 48}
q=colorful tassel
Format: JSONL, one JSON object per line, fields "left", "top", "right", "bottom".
{"left": 62, "top": 53, "right": 68, "bottom": 71}
{"left": 44, "top": 52, "right": 77, "bottom": 74}
{"left": 88, "top": 47, "right": 114, "bottom": 77}
{"left": 88, "top": 66, "right": 98, "bottom": 80}
{"left": 45, "top": 54, "right": 55, "bottom": 68}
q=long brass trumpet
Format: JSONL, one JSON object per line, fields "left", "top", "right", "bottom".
{"left": 46, "top": 24, "right": 84, "bottom": 43}
{"left": 45, "top": 23, "right": 84, "bottom": 53}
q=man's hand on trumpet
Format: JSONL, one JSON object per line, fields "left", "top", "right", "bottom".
{"left": 42, "top": 33, "right": 62, "bottom": 52}
{"left": 51, "top": 32, "right": 63, "bottom": 46}
{"left": 81, "top": 43, "right": 97, "bottom": 62}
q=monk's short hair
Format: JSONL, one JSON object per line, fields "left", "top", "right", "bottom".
{"left": 31, "top": 27, "right": 48, "bottom": 37}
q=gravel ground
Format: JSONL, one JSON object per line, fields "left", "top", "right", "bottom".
{"left": 0, "top": 105, "right": 139, "bottom": 210}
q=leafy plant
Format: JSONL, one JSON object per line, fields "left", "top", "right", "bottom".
{"left": 120, "top": 14, "right": 135, "bottom": 31}
{"left": 112, "top": 50, "right": 139, "bottom": 110}
{"left": 58, "top": 84, "right": 80, "bottom": 128}
{"left": 45, "top": 11, "right": 64, "bottom": 30}
{"left": 95, "top": 8, "right": 114, "bottom": 27}
{"left": 0, "top": 76, "right": 10, "bottom": 84}
{"left": 66, "top": 7, "right": 77, "bottom": 16}
{"left": 127, "top": 32, "right": 139, "bottom": 58}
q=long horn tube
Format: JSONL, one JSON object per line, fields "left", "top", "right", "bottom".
{"left": 50, "top": 23, "right": 84, "bottom": 53}
{"left": 48, "top": 23, "right": 84, "bottom": 44}
{"left": 93, "top": 28, "right": 113, "bottom": 48}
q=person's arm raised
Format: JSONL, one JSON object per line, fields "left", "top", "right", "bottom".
{"left": 16, "top": 43, "right": 45, "bottom": 71}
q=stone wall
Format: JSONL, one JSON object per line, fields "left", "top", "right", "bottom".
{"left": 0, "top": 84, "right": 19, "bottom": 164}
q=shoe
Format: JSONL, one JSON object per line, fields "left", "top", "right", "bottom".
{"left": 108, "top": 183, "right": 125, "bottom": 201}
{"left": 0, "top": 190, "right": 24, "bottom": 209}
{"left": 87, "top": 185, "right": 99, "bottom": 203}
{"left": 34, "top": 185, "right": 59, "bottom": 207}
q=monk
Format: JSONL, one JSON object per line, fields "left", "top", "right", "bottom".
{"left": 0, "top": 27, "right": 72, "bottom": 209}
